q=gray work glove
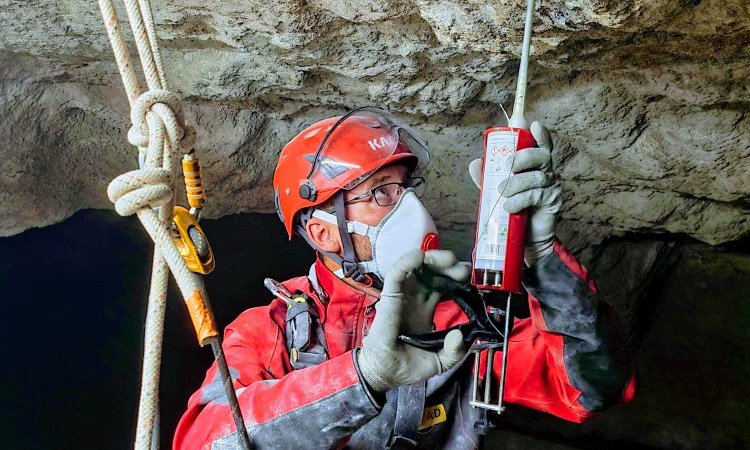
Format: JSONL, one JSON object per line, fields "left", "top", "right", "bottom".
{"left": 357, "top": 249, "right": 468, "bottom": 393}
{"left": 469, "top": 121, "right": 562, "bottom": 266}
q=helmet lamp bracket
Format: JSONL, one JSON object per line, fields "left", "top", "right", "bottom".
{"left": 299, "top": 179, "right": 317, "bottom": 201}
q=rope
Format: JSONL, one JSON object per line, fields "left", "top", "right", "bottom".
{"left": 98, "top": 1, "right": 206, "bottom": 448}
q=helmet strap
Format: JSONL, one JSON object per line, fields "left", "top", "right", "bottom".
{"left": 333, "top": 192, "right": 372, "bottom": 286}
{"left": 294, "top": 193, "right": 376, "bottom": 288}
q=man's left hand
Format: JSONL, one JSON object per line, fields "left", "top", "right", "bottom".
{"left": 356, "top": 250, "right": 468, "bottom": 393}
{"left": 468, "top": 121, "right": 562, "bottom": 266}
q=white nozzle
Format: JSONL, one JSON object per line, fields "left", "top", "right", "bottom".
{"left": 509, "top": 0, "right": 536, "bottom": 129}
{"left": 509, "top": 114, "right": 529, "bottom": 130}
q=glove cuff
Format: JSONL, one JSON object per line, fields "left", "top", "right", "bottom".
{"left": 355, "top": 346, "right": 393, "bottom": 393}
{"left": 524, "top": 238, "right": 555, "bottom": 267}
{"left": 353, "top": 348, "right": 386, "bottom": 407}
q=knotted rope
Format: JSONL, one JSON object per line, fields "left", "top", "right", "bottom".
{"left": 99, "top": 1, "right": 209, "bottom": 449}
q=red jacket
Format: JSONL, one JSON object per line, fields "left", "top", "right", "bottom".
{"left": 175, "top": 241, "right": 635, "bottom": 449}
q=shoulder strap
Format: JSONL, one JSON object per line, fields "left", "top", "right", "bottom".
{"left": 283, "top": 291, "right": 329, "bottom": 370}
{"left": 387, "top": 383, "right": 426, "bottom": 449}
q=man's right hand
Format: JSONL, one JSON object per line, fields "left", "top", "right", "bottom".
{"left": 356, "top": 249, "right": 467, "bottom": 393}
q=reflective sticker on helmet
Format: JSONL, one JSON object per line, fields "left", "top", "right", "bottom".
{"left": 303, "top": 154, "right": 361, "bottom": 179}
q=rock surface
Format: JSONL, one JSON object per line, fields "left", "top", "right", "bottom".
{"left": 0, "top": 0, "right": 749, "bottom": 244}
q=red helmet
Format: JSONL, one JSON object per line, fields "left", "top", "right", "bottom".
{"left": 273, "top": 107, "right": 430, "bottom": 239}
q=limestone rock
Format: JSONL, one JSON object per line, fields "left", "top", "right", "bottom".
{"left": 0, "top": 0, "right": 748, "bottom": 245}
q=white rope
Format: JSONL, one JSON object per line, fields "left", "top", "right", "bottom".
{"left": 99, "top": 0, "right": 139, "bottom": 105}
{"left": 98, "top": 1, "right": 205, "bottom": 449}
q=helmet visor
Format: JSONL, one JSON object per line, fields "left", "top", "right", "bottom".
{"left": 305, "top": 107, "right": 431, "bottom": 192}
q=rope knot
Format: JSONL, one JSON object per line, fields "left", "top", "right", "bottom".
{"left": 128, "top": 89, "right": 187, "bottom": 149}
{"left": 107, "top": 167, "right": 173, "bottom": 217}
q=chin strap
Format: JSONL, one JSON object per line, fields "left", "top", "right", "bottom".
{"left": 333, "top": 193, "right": 370, "bottom": 284}
{"left": 295, "top": 192, "right": 381, "bottom": 289}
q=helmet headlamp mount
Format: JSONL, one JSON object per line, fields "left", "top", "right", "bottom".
{"left": 298, "top": 179, "right": 317, "bottom": 201}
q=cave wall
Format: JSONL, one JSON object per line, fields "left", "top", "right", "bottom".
{"left": 0, "top": 0, "right": 748, "bottom": 245}
{"left": 0, "top": 2, "right": 749, "bottom": 449}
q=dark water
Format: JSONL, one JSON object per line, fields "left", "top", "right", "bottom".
{"left": 0, "top": 210, "right": 312, "bottom": 449}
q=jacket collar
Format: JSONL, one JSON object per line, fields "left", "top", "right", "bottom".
{"left": 313, "top": 257, "right": 380, "bottom": 307}
{"left": 310, "top": 257, "right": 379, "bottom": 355}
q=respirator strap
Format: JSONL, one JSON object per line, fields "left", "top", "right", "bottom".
{"left": 333, "top": 193, "right": 371, "bottom": 285}
{"left": 302, "top": 197, "right": 380, "bottom": 287}
{"left": 312, "top": 210, "right": 377, "bottom": 238}
{"left": 295, "top": 209, "right": 346, "bottom": 270}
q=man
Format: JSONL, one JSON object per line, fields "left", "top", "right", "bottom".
{"left": 174, "top": 107, "right": 635, "bottom": 449}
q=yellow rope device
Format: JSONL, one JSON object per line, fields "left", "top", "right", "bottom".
{"left": 172, "top": 154, "right": 215, "bottom": 275}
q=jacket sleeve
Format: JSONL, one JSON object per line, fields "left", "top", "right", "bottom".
{"left": 496, "top": 240, "right": 636, "bottom": 423}
{"left": 173, "top": 306, "right": 381, "bottom": 450}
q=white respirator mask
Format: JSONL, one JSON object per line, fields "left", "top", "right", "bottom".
{"left": 312, "top": 189, "right": 439, "bottom": 284}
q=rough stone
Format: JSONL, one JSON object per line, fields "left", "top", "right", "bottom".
{"left": 485, "top": 239, "right": 750, "bottom": 450}
{"left": 0, "top": 0, "right": 748, "bottom": 246}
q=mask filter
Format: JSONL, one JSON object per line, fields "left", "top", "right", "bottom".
{"left": 313, "top": 189, "right": 439, "bottom": 283}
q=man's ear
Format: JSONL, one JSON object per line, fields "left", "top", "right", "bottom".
{"left": 305, "top": 217, "right": 342, "bottom": 254}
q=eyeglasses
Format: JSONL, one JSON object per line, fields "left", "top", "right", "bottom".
{"left": 344, "top": 177, "right": 426, "bottom": 207}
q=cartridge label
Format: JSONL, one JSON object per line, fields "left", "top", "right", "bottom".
{"left": 475, "top": 130, "right": 516, "bottom": 269}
